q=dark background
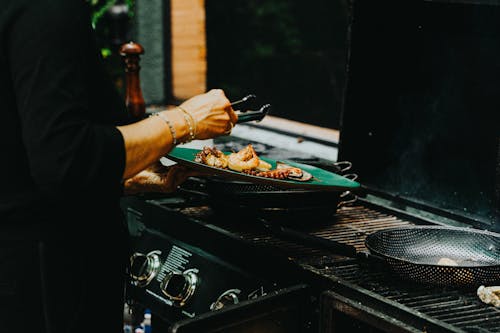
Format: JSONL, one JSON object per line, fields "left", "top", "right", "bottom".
{"left": 205, "top": 0, "right": 350, "bottom": 129}
{"left": 339, "top": 0, "right": 500, "bottom": 228}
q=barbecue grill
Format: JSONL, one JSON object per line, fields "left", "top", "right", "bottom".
{"left": 120, "top": 0, "right": 500, "bottom": 332}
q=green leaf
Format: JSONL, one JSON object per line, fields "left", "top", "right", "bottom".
{"left": 101, "top": 48, "right": 112, "bottom": 58}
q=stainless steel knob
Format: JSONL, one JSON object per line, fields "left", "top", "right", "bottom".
{"left": 210, "top": 289, "right": 241, "bottom": 311}
{"left": 160, "top": 268, "right": 199, "bottom": 307}
{"left": 129, "top": 250, "right": 162, "bottom": 287}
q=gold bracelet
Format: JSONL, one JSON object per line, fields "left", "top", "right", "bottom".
{"left": 181, "top": 112, "right": 195, "bottom": 143}
{"left": 177, "top": 106, "right": 197, "bottom": 140}
{"left": 151, "top": 112, "right": 177, "bottom": 145}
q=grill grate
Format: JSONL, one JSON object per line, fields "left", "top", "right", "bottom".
{"left": 176, "top": 202, "right": 500, "bottom": 332}
{"left": 212, "top": 205, "right": 412, "bottom": 263}
{"left": 317, "top": 261, "right": 500, "bottom": 332}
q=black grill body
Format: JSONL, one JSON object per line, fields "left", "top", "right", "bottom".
{"left": 122, "top": 0, "right": 500, "bottom": 331}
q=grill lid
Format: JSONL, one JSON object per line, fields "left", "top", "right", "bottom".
{"left": 338, "top": 0, "right": 500, "bottom": 230}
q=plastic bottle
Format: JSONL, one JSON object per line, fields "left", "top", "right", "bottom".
{"left": 123, "top": 303, "right": 133, "bottom": 333}
{"left": 143, "top": 309, "right": 152, "bottom": 333}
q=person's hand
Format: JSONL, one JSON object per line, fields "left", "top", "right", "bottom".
{"left": 179, "top": 89, "right": 238, "bottom": 140}
{"left": 123, "top": 162, "right": 203, "bottom": 195}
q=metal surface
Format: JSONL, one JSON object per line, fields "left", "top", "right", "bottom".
{"left": 188, "top": 160, "right": 357, "bottom": 222}
{"left": 204, "top": 182, "right": 360, "bottom": 224}
{"left": 214, "top": 204, "right": 500, "bottom": 332}
{"left": 365, "top": 226, "right": 500, "bottom": 287}
{"left": 160, "top": 268, "right": 199, "bottom": 308}
{"left": 316, "top": 260, "right": 500, "bottom": 333}
{"left": 123, "top": 190, "right": 500, "bottom": 332}
{"left": 258, "top": 223, "right": 500, "bottom": 287}
{"left": 129, "top": 250, "right": 162, "bottom": 287}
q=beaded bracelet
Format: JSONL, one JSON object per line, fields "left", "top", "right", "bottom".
{"left": 152, "top": 112, "right": 177, "bottom": 145}
{"left": 177, "top": 106, "right": 197, "bottom": 141}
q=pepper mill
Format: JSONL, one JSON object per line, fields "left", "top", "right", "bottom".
{"left": 119, "top": 41, "right": 146, "bottom": 121}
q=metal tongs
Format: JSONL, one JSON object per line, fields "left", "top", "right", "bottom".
{"left": 231, "top": 94, "right": 271, "bottom": 123}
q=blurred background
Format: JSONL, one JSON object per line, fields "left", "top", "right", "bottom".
{"left": 90, "top": 0, "right": 350, "bottom": 130}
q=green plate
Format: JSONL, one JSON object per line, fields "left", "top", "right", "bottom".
{"left": 167, "top": 147, "right": 360, "bottom": 191}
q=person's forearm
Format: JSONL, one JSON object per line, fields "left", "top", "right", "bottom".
{"left": 117, "top": 89, "right": 236, "bottom": 180}
{"left": 117, "top": 108, "right": 190, "bottom": 179}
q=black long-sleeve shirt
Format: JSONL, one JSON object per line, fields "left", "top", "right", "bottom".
{"left": 0, "top": 0, "right": 129, "bottom": 238}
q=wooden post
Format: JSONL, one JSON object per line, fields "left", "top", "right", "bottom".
{"left": 170, "top": 0, "right": 207, "bottom": 100}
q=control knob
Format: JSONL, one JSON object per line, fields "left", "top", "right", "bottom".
{"left": 210, "top": 289, "right": 241, "bottom": 311}
{"left": 160, "top": 268, "right": 199, "bottom": 307}
{"left": 129, "top": 250, "right": 162, "bottom": 287}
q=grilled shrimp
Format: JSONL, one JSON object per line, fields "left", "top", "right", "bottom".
{"left": 256, "top": 159, "right": 272, "bottom": 171}
{"left": 227, "top": 144, "right": 260, "bottom": 172}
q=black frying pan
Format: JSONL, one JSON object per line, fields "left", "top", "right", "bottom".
{"left": 204, "top": 167, "right": 358, "bottom": 224}
{"left": 365, "top": 225, "right": 500, "bottom": 287}
{"left": 266, "top": 224, "right": 500, "bottom": 288}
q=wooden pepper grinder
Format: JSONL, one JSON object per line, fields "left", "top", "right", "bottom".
{"left": 119, "top": 41, "right": 145, "bottom": 121}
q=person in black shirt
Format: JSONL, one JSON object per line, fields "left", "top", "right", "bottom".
{"left": 0, "top": 0, "right": 237, "bottom": 332}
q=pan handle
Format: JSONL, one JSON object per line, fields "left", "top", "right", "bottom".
{"left": 332, "top": 161, "right": 352, "bottom": 173}
{"left": 262, "top": 221, "right": 390, "bottom": 268}
{"left": 337, "top": 191, "right": 358, "bottom": 208}
{"left": 337, "top": 174, "right": 359, "bottom": 207}
{"left": 343, "top": 173, "right": 358, "bottom": 181}
{"left": 356, "top": 251, "right": 390, "bottom": 267}
{"left": 262, "top": 222, "right": 358, "bottom": 258}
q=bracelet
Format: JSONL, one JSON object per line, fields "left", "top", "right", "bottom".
{"left": 181, "top": 112, "right": 195, "bottom": 143}
{"left": 152, "top": 112, "right": 177, "bottom": 145}
{"left": 182, "top": 114, "right": 194, "bottom": 143}
{"left": 177, "top": 106, "right": 197, "bottom": 140}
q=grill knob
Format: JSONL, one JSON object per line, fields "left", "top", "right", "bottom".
{"left": 160, "top": 268, "right": 199, "bottom": 307}
{"left": 210, "top": 289, "right": 241, "bottom": 311}
{"left": 129, "top": 250, "right": 162, "bottom": 287}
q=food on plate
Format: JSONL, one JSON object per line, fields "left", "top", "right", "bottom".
{"left": 243, "top": 169, "right": 292, "bottom": 179}
{"left": 477, "top": 285, "right": 500, "bottom": 307}
{"left": 227, "top": 144, "right": 260, "bottom": 172}
{"left": 194, "top": 146, "right": 228, "bottom": 169}
{"left": 276, "top": 162, "right": 312, "bottom": 181}
{"left": 193, "top": 144, "right": 312, "bottom": 182}
{"left": 437, "top": 257, "right": 458, "bottom": 266}
{"left": 256, "top": 159, "right": 272, "bottom": 171}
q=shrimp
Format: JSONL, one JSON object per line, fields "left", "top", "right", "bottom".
{"left": 227, "top": 144, "right": 260, "bottom": 172}
{"left": 256, "top": 159, "right": 272, "bottom": 171}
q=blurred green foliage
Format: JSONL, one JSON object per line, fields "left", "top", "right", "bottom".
{"left": 89, "top": 0, "right": 135, "bottom": 29}
{"left": 88, "top": 0, "right": 136, "bottom": 94}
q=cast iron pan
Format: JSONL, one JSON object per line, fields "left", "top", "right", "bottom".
{"left": 203, "top": 167, "right": 358, "bottom": 224}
